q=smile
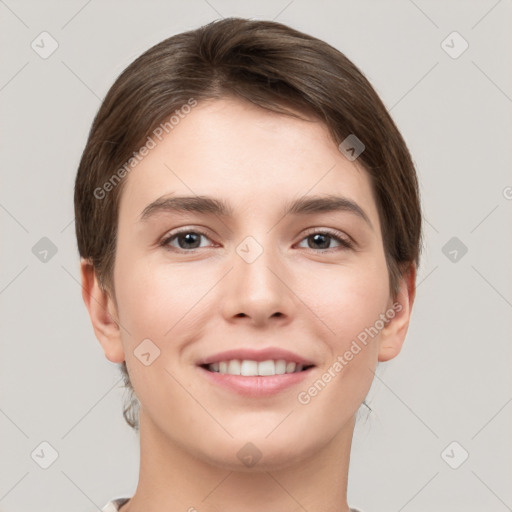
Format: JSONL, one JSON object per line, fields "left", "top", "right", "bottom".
{"left": 202, "top": 359, "right": 315, "bottom": 376}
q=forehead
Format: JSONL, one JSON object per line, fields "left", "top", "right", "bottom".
{"left": 118, "top": 97, "right": 380, "bottom": 227}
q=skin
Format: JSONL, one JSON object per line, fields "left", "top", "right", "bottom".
{"left": 81, "top": 96, "right": 416, "bottom": 512}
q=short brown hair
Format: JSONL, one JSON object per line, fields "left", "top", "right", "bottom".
{"left": 74, "top": 17, "right": 422, "bottom": 431}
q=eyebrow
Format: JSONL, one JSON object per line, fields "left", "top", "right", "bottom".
{"left": 138, "top": 194, "right": 373, "bottom": 229}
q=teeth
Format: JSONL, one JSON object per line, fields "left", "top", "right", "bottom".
{"left": 275, "top": 360, "right": 287, "bottom": 374}
{"left": 227, "top": 359, "right": 241, "bottom": 375}
{"left": 240, "top": 360, "right": 258, "bottom": 376}
{"left": 286, "top": 361, "right": 296, "bottom": 373}
{"left": 257, "top": 360, "right": 275, "bottom": 376}
{"left": 208, "top": 359, "right": 308, "bottom": 376}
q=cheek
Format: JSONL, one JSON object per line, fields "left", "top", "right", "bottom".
{"left": 307, "top": 257, "right": 390, "bottom": 344}
{"left": 114, "top": 251, "right": 203, "bottom": 339}
{"left": 114, "top": 258, "right": 200, "bottom": 417}
{"left": 295, "top": 264, "right": 389, "bottom": 415}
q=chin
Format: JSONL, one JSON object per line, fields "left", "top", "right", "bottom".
{"left": 194, "top": 433, "right": 318, "bottom": 473}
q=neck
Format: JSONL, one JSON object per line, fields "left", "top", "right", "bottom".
{"left": 122, "top": 412, "right": 355, "bottom": 512}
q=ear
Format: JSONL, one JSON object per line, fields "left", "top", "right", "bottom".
{"left": 378, "top": 263, "right": 417, "bottom": 362}
{"left": 80, "top": 258, "right": 125, "bottom": 363}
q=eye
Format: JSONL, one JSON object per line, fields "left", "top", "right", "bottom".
{"left": 160, "top": 229, "right": 214, "bottom": 251}
{"left": 160, "top": 227, "right": 354, "bottom": 253}
{"left": 297, "top": 229, "right": 354, "bottom": 251}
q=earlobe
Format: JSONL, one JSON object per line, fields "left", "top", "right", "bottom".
{"left": 80, "top": 258, "right": 125, "bottom": 363}
{"left": 378, "top": 264, "right": 417, "bottom": 362}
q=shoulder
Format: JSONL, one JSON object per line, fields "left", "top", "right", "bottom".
{"left": 100, "top": 497, "right": 130, "bottom": 511}
{"left": 99, "top": 499, "right": 362, "bottom": 512}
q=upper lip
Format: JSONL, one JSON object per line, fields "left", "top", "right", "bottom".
{"left": 197, "top": 347, "right": 316, "bottom": 366}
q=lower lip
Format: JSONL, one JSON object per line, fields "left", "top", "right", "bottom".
{"left": 197, "top": 366, "right": 314, "bottom": 397}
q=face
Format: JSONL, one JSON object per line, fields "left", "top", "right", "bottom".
{"left": 89, "top": 96, "right": 412, "bottom": 470}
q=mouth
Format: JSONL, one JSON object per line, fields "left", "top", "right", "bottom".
{"left": 195, "top": 347, "right": 316, "bottom": 397}
{"left": 199, "top": 360, "right": 315, "bottom": 376}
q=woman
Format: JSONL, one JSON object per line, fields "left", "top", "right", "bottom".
{"left": 75, "top": 17, "right": 421, "bottom": 512}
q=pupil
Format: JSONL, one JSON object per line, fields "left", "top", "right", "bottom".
{"left": 180, "top": 232, "right": 200, "bottom": 249}
{"left": 310, "top": 233, "right": 329, "bottom": 249}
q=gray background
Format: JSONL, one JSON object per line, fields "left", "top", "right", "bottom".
{"left": 1, "top": 1, "right": 511, "bottom": 511}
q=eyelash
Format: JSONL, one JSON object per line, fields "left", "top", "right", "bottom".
{"left": 159, "top": 227, "right": 354, "bottom": 253}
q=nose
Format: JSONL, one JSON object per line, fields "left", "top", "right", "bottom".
{"left": 221, "top": 240, "right": 295, "bottom": 327}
